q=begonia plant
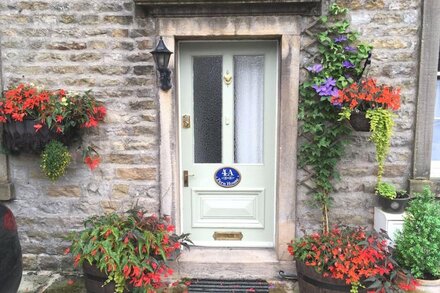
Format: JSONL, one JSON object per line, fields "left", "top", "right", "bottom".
{"left": 288, "top": 226, "right": 418, "bottom": 293}
{"left": 66, "top": 209, "right": 192, "bottom": 293}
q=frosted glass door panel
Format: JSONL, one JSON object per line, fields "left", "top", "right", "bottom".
{"left": 234, "top": 55, "right": 264, "bottom": 164}
{"left": 193, "top": 56, "right": 223, "bottom": 163}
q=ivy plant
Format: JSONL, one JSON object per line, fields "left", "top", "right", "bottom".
{"left": 299, "top": 3, "right": 372, "bottom": 232}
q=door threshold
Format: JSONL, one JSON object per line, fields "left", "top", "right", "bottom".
{"left": 171, "top": 247, "right": 295, "bottom": 279}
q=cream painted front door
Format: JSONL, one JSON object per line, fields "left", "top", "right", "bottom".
{"left": 179, "top": 41, "right": 278, "bottom": 247}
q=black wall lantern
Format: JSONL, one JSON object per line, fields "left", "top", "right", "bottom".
{"left": 151, "top": 37, "right": 173, "bottom": 91}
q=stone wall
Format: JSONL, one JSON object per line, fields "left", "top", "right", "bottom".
{"left": 0, "top": 0, "right": 160, "bottom": 270}
{"left": 296, "top": 0, "right": 421, "bottom": 232}
{"left": 0, "top": 0, "right": 423, "bottom": 270}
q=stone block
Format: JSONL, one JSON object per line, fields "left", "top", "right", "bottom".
{"left": 129, "top": 100, "right": 156, "bottom": 110}
{"left": 89, "top": 65, "right": 130, "bottom": 75}
{"left": 47, "top": 186, "right": 81, "bottom": 197}
{"left": 137, "top": 39, "right": 153, "bottom": 50}
{"left": 115, "top": 168, "right": 156, "bottom": 180}
{"left": 98, "top": 3, "right": 124, "bottom": 12}
{"left": 112, "top": 184, "right": 129, "bottom": 198}
{"left": 111, "top": 41, "right": 135, "bottom": 51}
{"left": 127, "top": 52, "right": 151, "bottom": 62}
{"left": 111, "top": 29, "right": 129, "bottom": 38}
{"left": 79, "top": 15, "right": 99, "bottom": 25}
{"left": 0, "top": 183, "right": 14, "bottom": 201}
{"left": 59, "top": 15, "right": 76, "bottom": 24}
{"left": 22, "top": 254, "right": 38, "bottom": 271}
{"left": 103, "top": 15, "right": 133, "bottom": 25}
{"left": 18, "top": 1, "right": 49, "bottom": 11}
{"left": 134, "top": 65, "right": 154, "bottom": 75}
{"left": 38, "top": 254, "right": 60, "bottom": 271}
{"left": 69, "top": 53, "right": 102, "bottom": 62}
{"left": 47, "top": 42, "right": 87, "bottom": 50}
{"left": 409, "top": 179, "right": 433, "bottom": 195}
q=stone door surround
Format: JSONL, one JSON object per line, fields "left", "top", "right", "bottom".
{"left": 153, "top": 15, "right": 300, "bottom": 260}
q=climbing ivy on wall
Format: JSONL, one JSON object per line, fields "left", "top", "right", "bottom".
{"left": 298, "top": 4, "right": 372, "bottom": 233}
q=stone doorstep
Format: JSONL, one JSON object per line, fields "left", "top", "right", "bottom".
{"left": 171, "top": 247, "right": 297, "bottom": 279}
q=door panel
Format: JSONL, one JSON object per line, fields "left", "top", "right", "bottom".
{"left": 179, "top": 41, "right": 278, "bottom": 247}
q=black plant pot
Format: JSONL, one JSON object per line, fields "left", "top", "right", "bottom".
{"left": 349, "top": 111, "right": 370, "bottom": 132}
{"left": 378, "top": 195, "right": 410, "bottom": 214}
{"left": 83, "top": 262, "right": 132, "bottom": 293}
{"left": 3, "top": 118, "right": 77, "bottom": 154}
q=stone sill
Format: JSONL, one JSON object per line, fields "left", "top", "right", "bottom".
{"left": 172, "top": 247, "right": 295, "bottom": 279}
{"left": 134, "top": 0, "right": 322, "bottom": 17}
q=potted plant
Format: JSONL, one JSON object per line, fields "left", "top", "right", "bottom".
{"left": 376, "top": 182, "right": 410, "bottom": 214}
{"left": 66, "top": 209, "right": 192, "bottom": 293}
{"left": 394, "top": 187, "right": 440, "bottom": 292}
{"left": 332, "top": 78, "right": 400, "bottom": 183}
{"left": 0, "top": 83, "right": 106, "bottom": 154}
{"left": 288, "top": 225, "right": 417, "bottom": 293}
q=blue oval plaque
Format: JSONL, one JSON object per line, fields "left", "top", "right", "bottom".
{"left": 214, "top": 167, "right": 241, "bottom": 188}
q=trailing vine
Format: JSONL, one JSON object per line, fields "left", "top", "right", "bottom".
{"left": 366, "top": 108, "right": 395, "bottom": 183}
{"left": 299, "top": 4, "right": 372, "bottom": 233}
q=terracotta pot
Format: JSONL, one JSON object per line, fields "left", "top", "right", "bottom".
{"left": 2, "top": 118, "right": 77, "bottom": 154}
{"left": 296, "top": 260, "right": 367, "bottom": 293}
{"left": 378, "top": 195, "right": 410, "bottom": 214}
{"left": 349, "top": 111, "right": 370, "bottom": 132}
{"left": 83, "top": 262, "right": 132, "bottom": 293}
{"left": 397, "top": 271, "right": 440, "bottom": 293}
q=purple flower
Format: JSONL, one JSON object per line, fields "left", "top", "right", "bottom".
{"left": 312, "top": 77, "right": 338, "bottom": 97}
{"left": 344, "top": 46, "right": 357, "bottom": 52}
{"left": 342, "top": 60, "right": 355, "bottom": 69}
{"left": 334, "top": 35, "right": 348, "bottom": 43}
{"left": 306, "top": 64, "right": 323, "bottom": 73}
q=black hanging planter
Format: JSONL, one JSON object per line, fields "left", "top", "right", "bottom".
{"left": 2, "top": 118, "right": 77, "bottom": 154}
{"left": 349, "top": 111, "right": 370, "bottom": 132}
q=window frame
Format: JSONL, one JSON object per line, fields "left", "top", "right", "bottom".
{"left": 413, "top": 0, "right": 440, "bottom": 181}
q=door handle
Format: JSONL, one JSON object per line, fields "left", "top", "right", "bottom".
{"left": 183, "top": 170, "right": 194, "bottom": 187}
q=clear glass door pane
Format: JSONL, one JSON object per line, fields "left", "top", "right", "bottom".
{"left": 193, "top": 56, "right": 222, "bottom": 163}
{"left": 234, "top": 55, "right": 264, "bottom": 164}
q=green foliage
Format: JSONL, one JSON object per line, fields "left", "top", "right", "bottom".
{"left": 40, "top": 140, "right": 71, "bottom": 181}
{"left": 375, "top": 182, "right": 397, "bottom": 199}
{"left": 299, "top": 4, "right": 371, "bottom": 232}
{"left": 366, "top": 108, "right": 396, "bottom": 183}
{"left": 68, "top": 209, "right": 192, "bottom": 293}
{"left": 394, "top": 187, "right": 440, "bottom": 279}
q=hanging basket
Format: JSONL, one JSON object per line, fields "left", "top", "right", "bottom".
{"left": 349, "top": 111, "right": 370, "bottom": 132}
{"left": 2, "top": 118, "right": 76, "bottom": 154}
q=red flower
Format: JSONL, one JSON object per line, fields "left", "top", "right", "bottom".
{"left": 84, "top": 155, "right": 101, "bottom": 171}
{"left": 64, "top": 247, "right": 70, "bottom": 255}
{"left": 34, "top": 123, "right": 43, "bottom": 132}
{"left": 56, "top": 115, "right": 63, "bottom": 123}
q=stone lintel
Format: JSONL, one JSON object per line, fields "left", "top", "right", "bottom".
{"left": 134, "top": 0, "right": 321, "bottom": 17}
